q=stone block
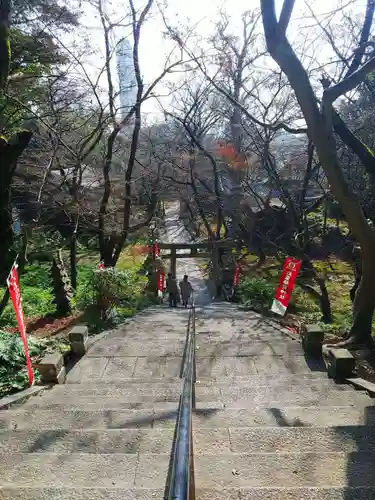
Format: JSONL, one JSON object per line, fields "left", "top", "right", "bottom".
{"left": 33, "top": 352, "right": 65, "bottom": 384}
{"left": 346, "top": 377, "right": 375, "bottom": 396}
{"left": 69, "top": 325, "right": 89, "bottom": 357}
{"left": 302, "top": 324, "right": 324, "bottom": 358}
{"left": 69, "top": 325, "right": 88, "bottom": 343}
{"left": 326, "top": 348, "right": 355, "bottom": 379}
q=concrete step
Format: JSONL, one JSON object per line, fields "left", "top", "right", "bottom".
{"left": 87, "top": 341, "right": 186, "bottom": 357}
{"left": 0, "top": 428, "right": 174, "bottom": 454}
{"left": 21, "top": 386, "right": 369, "bottom": 410}
{"left": 0, "top": 408, "right": 178, "bottom": 430}
{"left": 65, "top": 376, "right": 182, "bottom": 385}
{"left": 192, "top": 405, "right": 375, "bottom": 428}
{"left": 0, "top": 453, "right": 147, "bottom": 488}
{"left": 2, "top": 488, "right": 375, "bottom": 500}
{"left": 196, "top": 355, "right": 327, "bottom": 377}
{"left": 75, "top": 372, "right": 329, "bottom": 386}
{"left": 21, "top": 386, "right": 371, "bottom": 410}
{"left": 0, "top": 488, "right": 165, "bottom": 500}
{"left": 57, "top": 379, "right": 350, "bottom": 395}
{"left": 67, "top": 356, "right": 184, "bottom": 382}
{"left": 21, "top": 398, "right": 178, "bottom": 411}
{"left": 192, "top": 425, "right": 375, "bottom": 454}
{"left": 65, "top": 450, "right": 375, "bottom": 489}
{"left": 197, "top": 387, "right": 371, "bottom": 408}
{"left": 196, "top": 487, "right": 375, "bottom": 500}
{"left": 48, "top": 381, "right": 183, "bottom": 396}
{"left": 194, "top": 341, "right": 304, "bottom": 357}
{"left": 193, "top": 452, "right": 375, "bottom": 488}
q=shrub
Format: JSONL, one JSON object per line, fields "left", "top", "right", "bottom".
{"left": 75, "top": 266, "right": 150, "bottom": 311}
{"left": 238, "top": 277, "right": 275, "bottom": 313}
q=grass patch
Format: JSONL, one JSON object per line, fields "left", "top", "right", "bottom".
{"left": 239, "top": 254, "right": 355, "bottom": 336}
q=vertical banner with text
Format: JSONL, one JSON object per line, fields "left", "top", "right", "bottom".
{"left": 271, "top": 257, "right": 302, "bottom": 316}
{"left": 7, "top": 264, "right": 34, "bottom": 386}
{"left": 157, "top": 270, "right": 165, "bottom": 297}
{"left": 233, "top": 263, "right": 242, "bottom": 287}
{"left": 153, "top": 242, "right": 159, "bottom": 258}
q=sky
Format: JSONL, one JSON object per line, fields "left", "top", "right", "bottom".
{"left": 69, "top": 0, "right": 369, "bottom": 122}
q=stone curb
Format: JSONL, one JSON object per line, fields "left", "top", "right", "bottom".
{"left": 32, "top": 325, "right": 89, "bottom": 385}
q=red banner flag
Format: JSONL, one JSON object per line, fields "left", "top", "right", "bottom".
{"left": 271, "top": 257, "right": 302, "bottom": 316}
{"left": 7, "top": 264, "right": 34, "bottom": 386}
{"left": 153, "top": 242, "right": 159, "bottom": 258}
{"left": 157, "top": 270, "right": 165, "bottom": 292}
{"left": 233, "top": 263, "right": 242, "bottom": 287}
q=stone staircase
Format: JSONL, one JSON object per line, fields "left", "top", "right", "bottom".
{"left": 1, "top": 303, "right": 375, "bottom": 499}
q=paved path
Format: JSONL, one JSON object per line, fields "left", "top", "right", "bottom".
{"left": 1, "top": 203, "right": 375, "bottom": 498}
{"left": 163, "top": 201, "right": 211, "bottom": 305}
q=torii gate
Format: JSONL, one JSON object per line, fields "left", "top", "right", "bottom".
{"left": 157, "top": 240, "right": 234, "bottom": 276}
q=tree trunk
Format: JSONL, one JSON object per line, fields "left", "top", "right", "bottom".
{"left": 347, "top": 259, "right": 375, "bottom": 347}
{"left": 70, "top": 230, "right": 77, "bottom": 290}
{"left": 261, "top": 2, "right": 375, "bottom": 346}
{"left": 51, "top": 250, "right": 73, "bottom": 317}
{"left": 0, "top": 132, "right": 32, "bottom": 284}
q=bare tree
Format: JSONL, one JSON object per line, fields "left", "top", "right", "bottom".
{"left": 260, "top": 0, "right": 375, "bottom": 347}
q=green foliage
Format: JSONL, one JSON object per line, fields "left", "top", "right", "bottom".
{"left": 76, "top": 266, "right": 146, "bottom": 310}
{"left": 0, "top": 330, "right": 70, "bottom": 397}
{"left": 74, "top": 262, "right": 156, "bottom": 333}
{"left": 0, "top": 263, "right": 54, "bottom": 328}
{"left": 238, "top": 277, "right": 275, "bottom": 313}
{"left": 0, "top": 330, "right": 44, "bottom": 397}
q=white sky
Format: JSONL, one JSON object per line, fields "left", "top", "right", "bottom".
{"left": 68, "top": 0, "right": 369, "bottom": 121}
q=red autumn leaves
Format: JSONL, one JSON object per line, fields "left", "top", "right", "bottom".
{"left": 215, "top": 141, "right": 247, "bottom": 169}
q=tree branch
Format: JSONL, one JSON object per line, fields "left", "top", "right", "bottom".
{"left": 344, "top": 0, "right": 375, "bottom": 77}
{"left": 278, "top": 0, "right": 295, "bottom": 34}
{"left": 324, "top": 54, "right": 375, "bottom": 105}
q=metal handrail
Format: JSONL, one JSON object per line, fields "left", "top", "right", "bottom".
{"left": 167, "top": 293, "right": 196, "bottom": 500}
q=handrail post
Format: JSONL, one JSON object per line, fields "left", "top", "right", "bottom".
{"left": 189, "top": 417, "right": 196, "bottom": 500}
{"left": 192, "top": 305, "right": 196, "bottom": 410}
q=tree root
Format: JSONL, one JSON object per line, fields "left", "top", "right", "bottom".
{"left": 325, "top": 334, "right": 375, "bottom": 350}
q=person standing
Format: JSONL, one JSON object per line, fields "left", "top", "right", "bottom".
{"left": 166, "top": 272, "right": 178, "bottom": 307}
{"left": 179, "top": 275, "right": 193, "bottom": 308}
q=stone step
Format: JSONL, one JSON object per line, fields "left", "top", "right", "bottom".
{"left": 193, "top": 452, "right": 375, "bottom": 488}
{"left": 71, "top": 372, "right": 329, "bottom": 386}
{"left": 49, "top": 382, "right": 183, "bottom": 396}
{"left": 195, "top": 355, "right": 327, "bottom": 377}
{"left": 192, "top": 425, "right": 375, "bottom": 454}
{"left": 0, "top": 488, "right": 166, "bottom": 500}
{"left": 54, "top": 451, "right": 375, "bottom": 489}
{"left": 196, "top": 487, "right": 375, "bottom": 500}
{"left": 0, "top": 453, "right": 146, "bottom": 488}
{"left": 21, "top": 386, "right": 369, "bottom": 411}
{"left": 2, "top": 488, "right": 375, "bottom": 500}
{"left": 21, "top": 387, "right": 371, "bottom": 411}
{"left": 87, "top": 341, "right": 186, "bottom": 357}
{"left": 57, "top": 379, "right": 349, "bottom": 396}
{"left": 65, "top": 376, "right": 182, "bottom": 385}
{"left": 21, "top": 396, "right": 180, "bottom": 411}
{"left": 192, "top": 405, "right": 375, "bottom": 428}
{"left": 67, "top": 357, "right": 183, "bottom": 382}
{"left": 0, "top": 428, "right": 174, "bottom": 454}
{"left": 0, "top": 408, "right": 178, "bottom": 430}
{"left": 42, "top": 379, "right": 352, "bottom": 398}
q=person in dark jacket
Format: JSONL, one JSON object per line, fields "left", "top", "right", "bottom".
{"left": 166, "top": 273, "right": 178, "bottom": 307}
{"left": 179, "top": 275, "right": 193, "bottom": 308}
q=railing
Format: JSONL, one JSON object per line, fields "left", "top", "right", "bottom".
{"left": 167, "top": 293, "right": 196, "bottom": 500}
